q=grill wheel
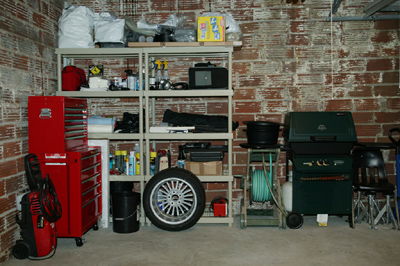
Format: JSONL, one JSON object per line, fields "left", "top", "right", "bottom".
{"left": 286, "top": 211, "right": 303, "bottom": 229}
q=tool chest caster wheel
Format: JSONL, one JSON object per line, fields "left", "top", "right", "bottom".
{"left": 92, "top": 222, "right": 99, "bottom": 231}
{"left": 143, "top": 168, "right": 205, "bottom": 231}
{"left": 75, "top": 237, "right": 83, "bottom": 247}
{"left": 12, "top": 241, "right": 30, "bottom": 259}
{"left": 286, "top": 212, "right": 303, "bottom": 229}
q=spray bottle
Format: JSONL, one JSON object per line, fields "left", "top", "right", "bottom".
{"left": 154, "top": 59, "right": 162, "bottom": 89}
{"left": 149, "top": 58, "right": 156, "bottom": 90}
{"left": 162, "top": 61, "right": 169, "bottom": 81}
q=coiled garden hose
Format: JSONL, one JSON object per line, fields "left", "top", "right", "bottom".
{"left": 252, "top": 169, "right": 272, "bottom": 202}
{"left": 262, "top": 153, "right": 288, "bottom": 217}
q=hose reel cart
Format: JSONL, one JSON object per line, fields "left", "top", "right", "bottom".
{"left": 237, "top": 145, "right": 287, "bottom": 229}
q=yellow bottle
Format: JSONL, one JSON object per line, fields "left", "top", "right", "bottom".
{"left": 136, "top": 152, "right": 140, "bottom": 175}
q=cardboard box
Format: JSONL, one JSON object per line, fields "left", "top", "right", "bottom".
{"left": 185, "top": 161, "right": 222, "bottom": 176}
{"left": 197, "top": 16, "right": 225, "bottom": 42}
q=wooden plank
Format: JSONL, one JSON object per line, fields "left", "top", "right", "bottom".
{"left": 127, "top": 41, "right": 242, "bottom": 48}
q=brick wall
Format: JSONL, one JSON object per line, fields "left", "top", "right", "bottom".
{"left": 73, "top": 0, "right": 399, "bottom": 211}
{"left": 0, "top": 0, "right": 398, "bottom": 262}
{"left": 0, "top": 0, "right": 63, "bottom": 263}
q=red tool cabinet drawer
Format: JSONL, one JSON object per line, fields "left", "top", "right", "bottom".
{"left": 81, "top": 163, "right": 101, "bottom": 180}
{"left": 81, "top": 150, "right": 101, "bottom": 169}
{"left": 82, "top": 183, "right": 101, "bottom": 205}
{"left": 81, "top": 173, "right": 101, "bottom": 192}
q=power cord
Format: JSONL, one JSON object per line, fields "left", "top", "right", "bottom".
{"left": 38, "top": 174, "right": 62, "bottom": 223}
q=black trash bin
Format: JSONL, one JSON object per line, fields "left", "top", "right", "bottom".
{"left": 110, "top": 181, "right": 134, "bottom": 194}
{"left": 112, "top": 191, "right": 140, "bottom": 233}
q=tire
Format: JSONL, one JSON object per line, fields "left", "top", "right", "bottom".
{"left": 286, "top": 211, "right": 303, "bottom": 229}
{"left": 12, "top": 241, "right": 30, "bottom": 260}
{"left": 143, "top": 168, "right": 205, "bottom": 231}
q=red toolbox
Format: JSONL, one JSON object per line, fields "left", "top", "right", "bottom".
{"left": 28, "top": 96, "right": 101, "bottom": 247}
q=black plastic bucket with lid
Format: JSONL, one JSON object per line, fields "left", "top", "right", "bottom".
{"left": 243, "top": 121, "right": 281, "bottom": 145}
{"left": 112, "top": 191, "right": 140, "bottom": 233}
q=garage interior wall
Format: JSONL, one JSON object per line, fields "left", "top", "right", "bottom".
{"left": 0, "top": 0, "right": 399, "bottom": 263}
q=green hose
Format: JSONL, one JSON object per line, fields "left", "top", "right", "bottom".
{"left": 251, "top": 153, "right": 273, "bottom": 203}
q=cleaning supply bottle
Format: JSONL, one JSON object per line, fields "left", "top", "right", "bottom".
{"left": 177, "top": 145, "right": 185, "bottom": 169}
{"left": 150, "top": 152, "right": 157, "bottom": 175}
{"left": 154, "top": 59, "right": 162, "bottom": 89}
{"left": 128, "top": 151, "right": 135, "bottom": 175}
{"left": 149, "top": 59, "right": 156, "bottom": 90}
{"left": 162, "top": 60, "right": 169, "bottom": 81}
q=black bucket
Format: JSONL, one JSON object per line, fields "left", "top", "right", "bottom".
{"left": 243, "top": 121, "right": 281, "bottom": 145}
{"left": 112, "top": 191, "right": 140, "bottom": 233}
{"left": 110, "top": 181, "right": 134, "bottom": 194}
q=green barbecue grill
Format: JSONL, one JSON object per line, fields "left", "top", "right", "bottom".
{"left": 283, "top": 112, "right": 358, "bottom": 229}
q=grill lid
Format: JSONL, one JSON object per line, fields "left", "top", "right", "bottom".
{"left": 284, "top": 112, "right": 357, "bottom": 143}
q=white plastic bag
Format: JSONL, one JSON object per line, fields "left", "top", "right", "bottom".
{"left": 58, "top": 5, "right": 95, "bottom": 48}
{"left": 94, "top": 12, "right": 125, "bottom": 43}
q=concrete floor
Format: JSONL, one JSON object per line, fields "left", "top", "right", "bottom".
{"left": 4, "top": 215, "right": 400, "bottom": 266}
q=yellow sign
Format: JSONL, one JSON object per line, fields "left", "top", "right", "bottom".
{"left": 197, "top": 16, "right": 225, "bottom": 42}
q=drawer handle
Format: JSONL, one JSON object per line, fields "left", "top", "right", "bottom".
{"left": 65, "top": 125, "right": 86, "bottom": 129}
{"left": 82, "top": 194, "right": 101, "bottom": 209}
{"left": 66, "top": 129, "right": 87, "bottom": 134}
{"left": 82, "top": 163, "right": 101, "bottom": 172}
{"left": 82, "top": 173, "right": 101, "bottom": 184}
{"left": 65, "top": 119, "right": 86, "bottom": 123}
{"left": 65, "top": 135, "right": 87, "bottom": 141}
{"left": 65, "top": 108, "right": 86, "bottom": 111}
{"left": 82, "top": 183, "right": 101, "bottom": 196}
{"left": 65, "top": 114, "right": 86, "bottom": 117}
{"left": 81, "top": 153, "right": 100, "bottom": 160}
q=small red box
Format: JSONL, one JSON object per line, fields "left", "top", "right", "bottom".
{"left": 213, "top": 202, "right": 227, "bottom": 217}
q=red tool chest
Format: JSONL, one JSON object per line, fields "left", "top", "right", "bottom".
{"left": 28, "top": 96, "right": 101, "bottom": 246}
{"left": 28, "top": 96, "right": 88, "bottom": 153}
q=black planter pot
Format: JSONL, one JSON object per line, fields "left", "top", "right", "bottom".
{"left": 243, "top": 121, "right": 281, "bottom": 145}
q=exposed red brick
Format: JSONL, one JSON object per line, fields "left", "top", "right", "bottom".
{"left": 325, "top": 99, "right": 352, "bottom": 111}
{"left": 348, "top": 86, "right": 373, "bottom": 97}
{"left": 352, "top": 112, "right": 375, "bottom": 124}
{"left": 238, "top": 75, "right": 265, "bottom": 87}
{"left": 375, "top": 112, "right": 400, "bottom": 123}
{"left": 233, "top": 88, "right": 256, "bottom": 100}
{"left": 374, "top": 20, "right": 400, "bottom": 30}
{"left": 387, "top": 98, "right": 400, "bottom": 109}
{"left": 382, "top": 71, "right": 399, "bottom": 84}
{"left": 367, "top": 59, "right": 393, "bottom": 71}
{"left": 371, "top": 31, "right": 396, "bottom": 43}
{"left": 375, "top": 85, "right": 400, "bottom": 97}
{"left": 233, "top": 49, "right": 259, "bottom": 61}
{"left": 287, "top": 34, "right": 310, "bottom": 46}
{"left": 207, "top": 102, "right": 228, "bottom": 114}
{"left": 234, "top": 101, "right": 262, "bottom": 113}
{"left": 355, "top": 125, "right": 382, "bottom": 138}
{"left": 354, "top": 99, "right": 380, "bottom": 111}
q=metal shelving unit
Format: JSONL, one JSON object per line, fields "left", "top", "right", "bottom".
{"left": 55, "top": 42, "right": 240, "bottom": 226}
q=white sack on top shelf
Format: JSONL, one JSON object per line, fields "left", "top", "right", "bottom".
{"left": 94, "top": 12, "right": 125, "bottom": 44}
{"left": 58, "top": 5, "right": 95, "bottom": 48}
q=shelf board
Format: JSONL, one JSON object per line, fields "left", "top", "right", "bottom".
{"left": 144, "top": 175, "right": 233, "bottom": 182}
{"left": 55, "top": 48, "right": 142, "bottom": 58}
{"left": 145, "top": 90, "right": 233, "bottom": 97}
{"left": 145, "top": 132, "right": 232, "bottom": 140}
{"left": 88, "top": 133, "right": 143, "bottom": 140}
{"left": 128, "top": 41, "right": 242, "bottom": 48}
{"left": 109, "top": 175, "right": 144, "bottom": 182}
{"left": 198, "top": 216, "right": 234, "bottom": 224}
{"left": 56, "top": 91, "right": 142, "bottom": 98}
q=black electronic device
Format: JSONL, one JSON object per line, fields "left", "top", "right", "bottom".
{"left": 188, "top": 62, "right": 228, "bottom": 90}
